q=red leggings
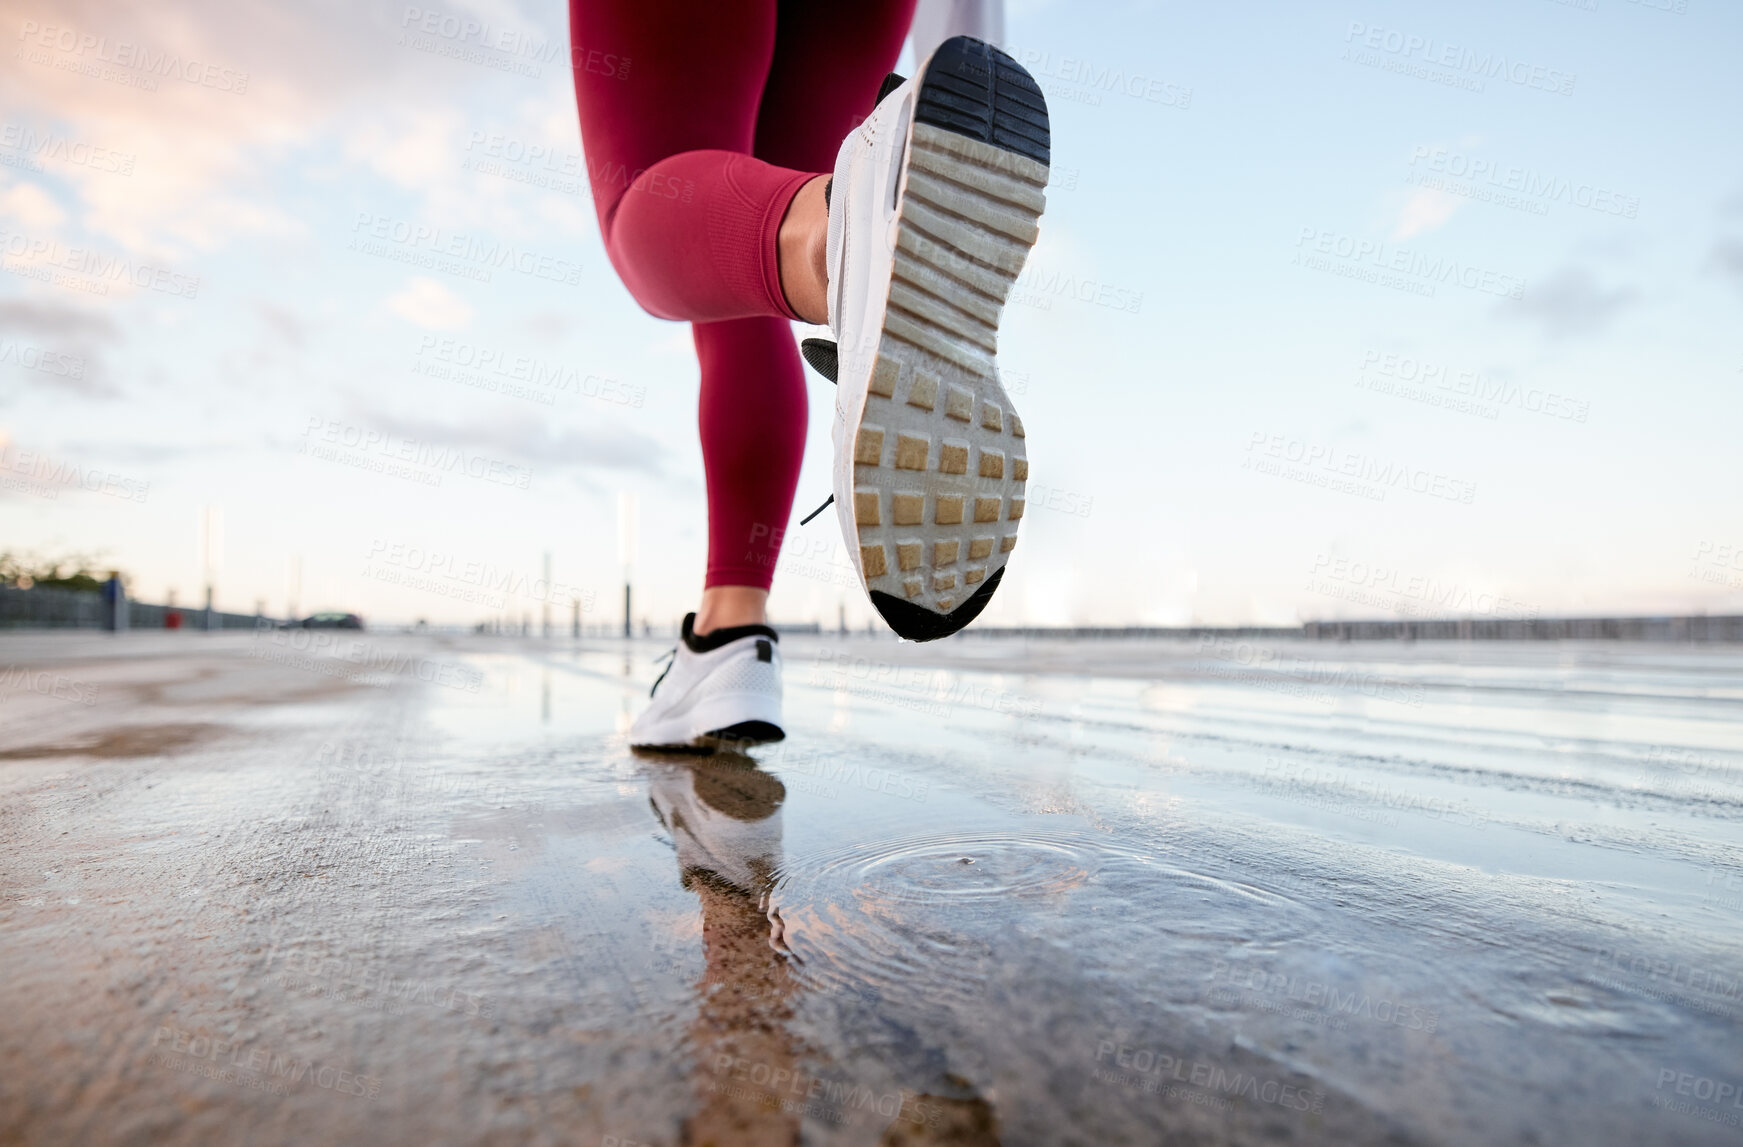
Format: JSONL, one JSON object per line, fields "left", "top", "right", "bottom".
{"left": 568, "top": 0, "right": 917, "bottom": 589}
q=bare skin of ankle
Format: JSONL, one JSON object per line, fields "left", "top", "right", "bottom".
{"left": 777, "top": 175, "right": 831, "bottom": 325}
{"left": 696, "top": 586, "right": 770, "bottom": 635}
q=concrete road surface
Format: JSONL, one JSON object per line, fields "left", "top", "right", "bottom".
{"left": 2, "top": 629, "right": 1741, "bottom": 1145}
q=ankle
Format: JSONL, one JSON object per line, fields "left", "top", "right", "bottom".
{"left": 695, "top": 586, "right": 769, "bottom": 635}
{"left": 777, "top": 174, "right": 830, "bottom": 325}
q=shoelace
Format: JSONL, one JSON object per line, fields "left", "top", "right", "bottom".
{"left": 648, "top": 648, "right": 676, "bottom": 698}
{"left": 795, "top": 339, "right": 840, "bottom": 527}
{"left": 798, "top": 494, "right": 833, "bottom": 525}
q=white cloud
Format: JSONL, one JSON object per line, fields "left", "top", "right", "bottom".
{"left": 344, "top": 107, "right": 470, "bottom": 190}
{"left": 0, "top": 179, "right": 68, "bottom": 230}
{"left": 1392, "top": 186, "right": 1462, "bottom": 240}
{"left": 385, "top": 276, "right": 475, "bottom": 329}
{"left": 0, "top": 0, "right": 518, "bottom": 258}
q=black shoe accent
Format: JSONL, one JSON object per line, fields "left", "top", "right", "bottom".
{"left": 798, "top": 493, "right": 834, "bottom": 525}
{"left": 682, "top": 612, "right": 780, "bottom": 653}
{"left": 876, "top": 70, "right": 907, "bottom": 107}
{"left": 648, "top": 653, "right": 676, "bottom": 698}
{"left": 800, "top": 337, "right": 838, "bottom": 382}
{"left": 869, "top": 566, "right": 1003, "bottom": 641}
{"left": 631, "top": 741, "right": 715, "bottom": 758}
{"left": 914, "top": 36, "right": 1049, "bottom": 167}
{"left": 697, "top": 720, "right": 786, "bottom": 750}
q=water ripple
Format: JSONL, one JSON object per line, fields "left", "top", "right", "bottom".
{"left": 769, "top": 830, "right": 1309, "bottom": 1006}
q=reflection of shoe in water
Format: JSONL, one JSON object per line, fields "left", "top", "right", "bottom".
{"left": 657, "top": 757, "right": 803, "bottom": 1147}
{"left": 818, "top": 35, "right": 1050, "bottom": 642}
{"left": 647, "top": 756, "right": 785, "bottom": 898}
{"left": 629, "top": 613, "right": 784, "bottom": 751}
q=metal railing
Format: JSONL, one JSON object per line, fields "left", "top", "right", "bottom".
{"left": 5, "top": 584, "right": 1739, "bottom": 642}
{"left": 0, "top": 586, "right": 272, "bottom": 630}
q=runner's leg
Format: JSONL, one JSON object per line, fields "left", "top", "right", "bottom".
{"left": 700, "top": 0, "right": 918, "bottom": 598}
{"left": 566, "top": 0, "right": 913, "bottom": 618}
{"left": 569, "top": 0, "right": 805, "bottom": 322}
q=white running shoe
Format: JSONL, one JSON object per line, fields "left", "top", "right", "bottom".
{"left": 817, "top": 35, "right": 1050, "bottom": 642}
{"left": 628, "top": 614, "right": 785, "bottom": 751}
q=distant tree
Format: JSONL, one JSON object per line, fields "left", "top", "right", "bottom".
{"left": 0, "top": 551, "right": 116, "bottom": 593}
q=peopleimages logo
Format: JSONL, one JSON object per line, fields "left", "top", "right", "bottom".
{"left": 1206, "top": 958, "right": 1441, "bottom": 1033}
{"left": 413, "top": 336, "right": 645, "bottom": 408}
{"left": 761, "top": 742, "right": 931, "bottom": 803}
{"left": 1406, "top": 147, "right": 1638, "bottom": 219}
{"left": 1244, "top": 431, "right": 1478, "bottom": 505}
{"left": 16, "top": 20, "right": 251, "bottom": 93}
{"left": 1011, "top": 262, "right": 1143, "bottom": 314}
{"left": 461, "top": 131, "right": 687, "bottom": 205}
{"left": 364, "top": 539, "right": 594, "bottom": 609}
{"left": 1003, "top": 46, "right": 1192, "bottom": 109}
{"left": 349, "top": 212, "right": 582, "bottom": 287}
{"left": 1357, "top": 350, "right": 1589, "bottom": 423}
{"left": 1309, "top": 553, "right": 1538, "bottom": 619}
{"left": 149, "top": 1025, "right": 379, "bottom": 1099}
{"left": 1653, "top": 1067, "right": 1743, "bottom": 1128}
{"left": 0, "top": 338, "right": 85, "bottom": 379}
{"left": 1588, "top": 946, "right": 1741, "bottom": 1019}
{"left": 0, "top": 665, "right": 99, "bottom": 706}
{"left": 1257, "top": 756, "right": 1487, "bottom": 827}
{"left": 298, "top": 417, "right": 532, "bottom": 491}
{"left": 400, "top": 6, "right": 565, "bottom": 61}
{"left": 0, "top": 123, "right": 136, "bottom": 175}
{"left": 1092, "top": 1040, "right": 1325, "bottom": 1113}
{"left": 0, "top": 443, "right": 151, "bottom": 503}
{"left": 708, "top": 1054, "right": 942, "bottom": 1129}
{"left": 808, "top": 648, "right": 1043, "bottom": 721}
{"left": 1294, "top": 227, "right": 1525, "bottom": 300}
{"left": 1692, "top": 540, "right": 1743, "bottom": 572}
{"left": 0, "top": 227, "right": 201, "bottom": 299}
{"left": 1342, "top": 21, "right": 1576, "bottom": 96}
{"left": 399, "top": 6, "right": 630, "bottom": 78}
{"left": 1196, "top": 635, "right": 1429, "bottom": 708}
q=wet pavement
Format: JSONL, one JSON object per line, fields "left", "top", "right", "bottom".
{"left": 2, "top": 629, "right": 1741, "bottom": 1146}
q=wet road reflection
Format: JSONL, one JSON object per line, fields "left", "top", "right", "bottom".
{"left": 649, "top": 755, "right": 805, "bottom": 1146}
{"left": 2, "top": 632, "right": 1740, "bottom": 1146}
{"left": 645, "top": 753, "right": 999, "bottom": 1146}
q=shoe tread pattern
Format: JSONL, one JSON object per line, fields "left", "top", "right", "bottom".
{"left": 849, "top": 38, "right": 1048, "bottom": 642}
{"left": 913, "top": 36, "right": 1049, "bottom": 166}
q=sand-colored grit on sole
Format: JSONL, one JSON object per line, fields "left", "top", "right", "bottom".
{"left": 849, "top": 123, "right": 1045, "bottom": 622}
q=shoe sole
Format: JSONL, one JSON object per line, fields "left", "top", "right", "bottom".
{"left": 630, "top": 699, "right": 786, "bottom": 753}
{"left": 694, "top": 720, "right": 785, "bottom": 752}
{"left": 846, "top": 37, "right": 1049, "bottom": 641}
{"left": 632, "top": 721, "right": 786, "bottom": 755}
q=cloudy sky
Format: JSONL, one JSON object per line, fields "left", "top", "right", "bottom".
{"left": 3, "top": 0, "right": 1740, "bottom": 629}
